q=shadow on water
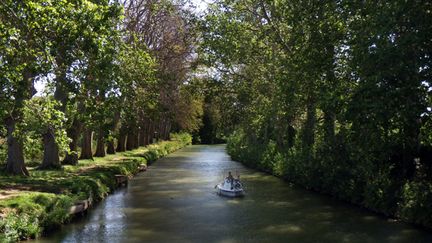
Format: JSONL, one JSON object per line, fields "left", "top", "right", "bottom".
{"left": 34, "top": 145, "right": 432, "bottom": 243}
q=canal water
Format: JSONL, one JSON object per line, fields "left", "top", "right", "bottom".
{"left": 35, "top": 145, "right": 432, "bottom": 243}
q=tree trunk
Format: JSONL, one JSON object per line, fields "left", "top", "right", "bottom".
{"left": 301, "top": 99, "right": 316, "bottom": 156}
{"left": 5, "top": 117, "right": 29, "bottom": 176}
{"left": 4, "top": 68, "right": 34, "bottom": 176}
{"left": 62, "top": 118, "right": 82, "bottom": 165}
{"left": 165, "top": 122, "right": 171, "bottom": 140}
{"left": 40, "top": 128, "right": 60, "bottom": 169}
{"left": 126, "top": 128, "right": 138, "bottom": 150}
{"left": 149, "top": 121, "right": 155, "bottom": 144}
{"left": 94, "top": 129, "right": 106, "bottom": 157}
{"left": 144, "top": 122, "right": 150, "bottom": 145}
{"left": 323, "top": 110, "right": 335, "bottom": 145}
{"left": 80, "top": 128, "right": 93, "bottom": 160}
{"left": 107, "top": 140, "right": 116, "bottom": 154}
{"left": 117, "top": 129, "right": 127, "bottom": 152}
{"left": 133, "top": 129, "right": 139, "bottom": 149}
{"left": 43, "top": 51, "right": 68, "bottom": 168}
{"left": 287, "top": 125, "right": 296, "bottom": 148}
{"left": 401, "top": 120, "right": 421, "bottom": 180}
{"left": 139, "top": 127, "right": 146, "bottom": 146}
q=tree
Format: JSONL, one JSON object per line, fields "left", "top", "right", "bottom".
{"left": 0, "top": 0, "right": 58, "bottom": 175}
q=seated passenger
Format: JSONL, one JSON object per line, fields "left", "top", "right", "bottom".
{"left": 226, "top": 171, "right": 234, "bottom": 182}
{"left": 226, "top": 171, "right": 234, "bottom": 189}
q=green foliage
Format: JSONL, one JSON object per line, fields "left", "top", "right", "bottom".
{"left": 399, "top": 181, "right": 432, "bottom": 228}
{"left": 174, "top": 81, "right": 204, "bottom": 134}
{"left": 20, "top": 97, "right": 70, "bottom": 154}
{"left": 0, "top": 193, "right": 74, "bottom": 242}
{"left": 23, "top": 137, "right": 44, "bottom": 165}
{"left": 145, "top": 133, "right": 192, "bottom": 163}
{"left": 0, "top": 137, "right": 6, "bottom": 164}
{"left": 206, "top": 0, "right": 432, "bottom": 229}
{"left": 0, "top": 211, "right": 41, "bottom": 242}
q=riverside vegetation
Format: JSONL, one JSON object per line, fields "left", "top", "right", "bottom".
{"left": 198, "top": 0, "right": 432, "bottom": 230}
{"left": 0, "top": 133, "right": 192, "bottom": 242}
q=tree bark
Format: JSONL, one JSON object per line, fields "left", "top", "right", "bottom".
{"left": 301, "top": 99, "right": 316, "bottom": 155}
{"left": 165, "top": 122, "right": 171, "bottom": 140}
{"left": 62, "top": 118, "right": 82, "bottom": 165}
{"left": 5, "top": 117, "right": 29, "bottom": 176}
{"left": 4, "top": 69, "right": 34, "bottom": 176}
{"left": 149, "top": 121, "right": 155, "bottom": 144}
{"left": 126, "top": 128, "right": 138, "bottom": 150}
{"left": 116, "top": 129, "right": 127, "bottom": 152}
{"left": 79, "top": 128, "right": 93, "bottom": 160}
{"left": 40, "top": 127, "right": 61, "bottom": 169}
{"left": 42, "top": 50, "right": 68, "bottom": 168}
{"left": 323, "top": 110, "right": 335, "bottom": 144}
{"left": 107, "top": 140, "right": 116, "bottom": 154}
{"left": 144, "top": 122, "right": 150, "bottom": 145}
{"left": 94, "top": 129, "right": 106, "bottom": 157}
{"left": 133, "top": 127, "right": 140, "bottom": 149}
{"left": 139, "top": 126, "right": 146, "bottom": 146}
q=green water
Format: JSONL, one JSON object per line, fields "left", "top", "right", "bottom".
{"left": 35, "top": 145, "right": 432, "bottom": 243}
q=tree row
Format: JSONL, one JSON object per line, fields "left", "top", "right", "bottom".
{"left": 0, "top": 0, "right": 203, "bottom": 175}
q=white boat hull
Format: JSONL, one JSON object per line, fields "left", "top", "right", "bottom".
{"left": 216, "top": 184, "right": 244, "bottom": 197}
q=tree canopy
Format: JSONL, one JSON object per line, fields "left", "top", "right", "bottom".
{"left": 198, "top": 0, "right": 432, "bottom": 227}
{"left": 0, "top": 0, "right": 203, "bottom": 174}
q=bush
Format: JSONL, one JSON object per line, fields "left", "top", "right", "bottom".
{"left": 227, "top": 129, "right": 432, "bottom": 230}
{"left": 0, "top": 212, "right": 41, "bottom": 242}
{"left": 398, "top": 181, "right": 432, "bottom": 228}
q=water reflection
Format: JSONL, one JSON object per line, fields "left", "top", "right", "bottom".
{"left": 35, "top": 145, "right": 432, "bottom": 243}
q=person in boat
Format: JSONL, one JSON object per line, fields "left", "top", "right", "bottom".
{"left": 226, "top": 171, "right": 234, "bottom": 189}
{"left": 226, "top": 171, "right": 234, "bottom": 183}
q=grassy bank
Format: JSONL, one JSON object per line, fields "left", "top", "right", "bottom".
{"left": 0, "top": 133, "right": 192, "bottom": 242}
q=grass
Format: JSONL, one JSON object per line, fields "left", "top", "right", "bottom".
{"left": 0, "top": 133, "right": 192, "bottom": 242}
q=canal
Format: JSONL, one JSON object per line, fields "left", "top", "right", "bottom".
{"left": 35, "top": 145, "right": 432, "bottom": 242}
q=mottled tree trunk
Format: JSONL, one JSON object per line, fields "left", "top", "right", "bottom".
{"left": 79, "top": 128, "right": 93, "bottom": 160}
{"left": 40, "top": 128, "right": 60, "bottom": 169}
{"left": 62, "top": 118, "right": 82, "bottom": 165}
{"left": 4, "top": 69, "right": 35, "bottom": 176}
{"left": 94, "top": 129, "right": 106, "bottom": 157}
{"left": 5, "top": 117, "right": 29, "bottom": 176}
{"left": 42, "top": 52, "right": 68, "bottom": 168}
{"left": 117, "top": 130, "right": 127, "bottom": 152}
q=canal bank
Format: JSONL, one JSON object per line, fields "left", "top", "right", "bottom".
{"left": 34, "top": 145, "right": 432, "bottom": 243}
{"left": 0, "top": 133, "right": 192, "bottom": 242}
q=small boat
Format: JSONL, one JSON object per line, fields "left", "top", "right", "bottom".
{"left": 216, "top": 178, "right": 245, "bottom": 197}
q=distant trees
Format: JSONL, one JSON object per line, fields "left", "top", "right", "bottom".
{"left": 0, "top": 0, "right": 203, "bottom": 175}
